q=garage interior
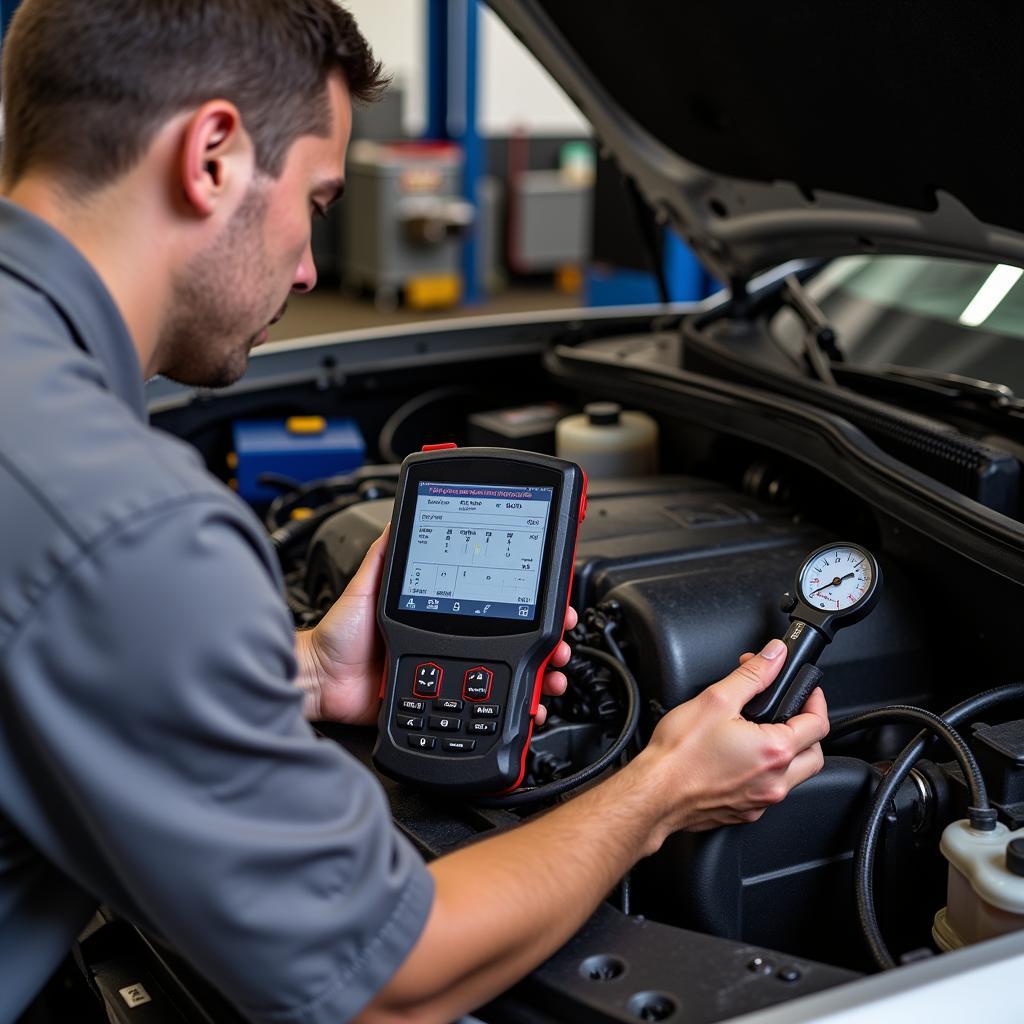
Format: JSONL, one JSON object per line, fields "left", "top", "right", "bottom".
{"left": 6, "top": 2, "right": 1024, "bottom": 1024}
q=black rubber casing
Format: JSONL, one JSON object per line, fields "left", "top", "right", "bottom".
{"left": 372, "top": 447, "right": 586, "bottom": 794}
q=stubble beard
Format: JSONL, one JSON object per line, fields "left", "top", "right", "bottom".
{"left": 156, "top": 184, "right": 277, "bottom": 389}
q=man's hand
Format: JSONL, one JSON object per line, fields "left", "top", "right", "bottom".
{"left": 294, "top": 528, "right": 577, "bottom": 725}
{"left": 357, "top": 638, "right": 828, "bottom": 1024}
{"left": 635, "top": 638, "right": 829, "bottom": 842}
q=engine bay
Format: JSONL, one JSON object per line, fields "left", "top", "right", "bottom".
{"left": 142, "top": 309, "right": 1024, "bottom": 1022}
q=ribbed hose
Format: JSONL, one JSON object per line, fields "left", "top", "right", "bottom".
{"left": 830, "top": 706, "right": 989, "bottom": 812}
{"left": 474, "top": 646, "right": 640, "bottom": 809}
{"left": 834, "top": 685, "right": 1024, "bottom": 970}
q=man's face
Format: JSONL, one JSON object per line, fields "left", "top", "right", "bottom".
{"left": 158, "top": 74, "right": 352, "bottom": 388}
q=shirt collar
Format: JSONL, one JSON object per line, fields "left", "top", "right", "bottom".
{"left": 0, "top": 197, "right": 146, "bottom": 421}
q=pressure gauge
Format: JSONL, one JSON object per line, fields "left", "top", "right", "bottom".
{"left": 797, "top": 543, "right": 879, "bottom": 617}
{"left": 744, "top": 542, "right": 882, "bottom": 725}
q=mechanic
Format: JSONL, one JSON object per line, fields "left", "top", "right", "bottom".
{"left": 0, "top": 2, "right": 830, "bottom": 1022}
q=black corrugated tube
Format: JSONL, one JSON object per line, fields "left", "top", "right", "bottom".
{"left": 474, "top": 646, "right": 640, "bottom": 809}
{"left": 831, "top": 684, "right": 1024, "bottom": 970}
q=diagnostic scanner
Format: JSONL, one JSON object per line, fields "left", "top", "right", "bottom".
{"left": 373, "top": 446, "right": 587, "bottom": 795}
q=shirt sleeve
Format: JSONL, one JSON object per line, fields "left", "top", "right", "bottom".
{"left": 0, "top": 495, "right": 433, "bottom": 1024}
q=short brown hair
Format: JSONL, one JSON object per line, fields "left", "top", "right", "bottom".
{"left": 1, "top": 0, "right": 388, "bottom": 190}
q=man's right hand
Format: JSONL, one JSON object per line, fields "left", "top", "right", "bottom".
{"left": 634, "top": 637, "right": 829, "bottom": 845}
{"left": 358, "top": 637, "right": 829, "bottom": 1024}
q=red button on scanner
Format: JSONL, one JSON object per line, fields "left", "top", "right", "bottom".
{"left": 462, "top": 667, "right": 493, "bottom": 702}
{"left": 413, "top": 662, "right": 444, "bottom": 699}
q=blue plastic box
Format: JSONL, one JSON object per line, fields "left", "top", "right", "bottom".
{"left": 232, "top": 417, "right": 366, "bottom": 504}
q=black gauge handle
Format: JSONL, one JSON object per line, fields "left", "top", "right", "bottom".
{"left": 774, "top": 663, "right": 824, "bottom": 722}
{"left": 743, "top": 542, "right": 881, "bottom": 724}
{"left": 743, "top": 619, "right": 828, "bottom": 723}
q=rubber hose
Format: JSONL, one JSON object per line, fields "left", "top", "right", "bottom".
{"left": 830, "top": 706, "right": 988, "bottom": 811}
{"left": 474, "top": 646, "right": 640, "bottom": 809}
{"left": 838, "top": 684, "right": 1024, "bottom": 970}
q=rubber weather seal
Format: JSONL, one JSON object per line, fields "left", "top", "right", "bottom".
{"left": 546, "top": 345, "right": 1024, "bottom": 585}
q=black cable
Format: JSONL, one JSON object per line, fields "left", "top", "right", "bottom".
{"left": 269, "top": 496, "right": 360, "bottom": 557}
{"left": 473, "top": 646, "right": 641, "bottom": 809}
{"left": 833, "top": 686, "right": 1024, "bottom": 971}
{"left": 829, "top": 706, "right": 989, "bottom": 816}
{"left": 256, "top": 472, "right": 303, "bottom": 495}
{"left": 263, "top": 464, "right": 399, "bottom": 532}
{"left": 377, "top": 387, "right": 471, "bottom": 464}
{"left": 602, "top": 621, "right": 626, "bottom": 665}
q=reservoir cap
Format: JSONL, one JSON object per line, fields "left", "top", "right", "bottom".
{"left": 1007, "top": 838, "right": 1024, "bottom": 877}
{"left": 585, "top": 402, "right": 622, "bottom": 427}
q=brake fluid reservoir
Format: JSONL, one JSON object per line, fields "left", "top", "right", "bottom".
{"left": 556, "top": 402, "right": 658, "bottom": 479}
{"left": 933, "top": 820, "right": 1024, "bottom": 951}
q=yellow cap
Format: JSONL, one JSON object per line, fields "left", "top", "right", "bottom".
{"left": 290, "top": 507, "right": 316, "bottom": 522}
{"left": 286, "top": 415, "right": 327, "bottom": 435}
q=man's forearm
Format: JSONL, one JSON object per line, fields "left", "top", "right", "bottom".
{"left": 359, "top": 751, "right": 673, "bottom": 1024}
{"left": 359, "top": 638, "right": 829, "bottom": 1023}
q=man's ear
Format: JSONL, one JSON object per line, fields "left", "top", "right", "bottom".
{"left": 178, "top": 101, "right": 252, "bottom": 218}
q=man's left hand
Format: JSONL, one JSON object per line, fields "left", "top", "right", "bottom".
{"left": 295, "top": 528, "right": 577, "bottom": 726}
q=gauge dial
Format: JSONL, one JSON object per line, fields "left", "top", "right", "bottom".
{"left": 799, "top": 545, "right": 874, "bottom": 612}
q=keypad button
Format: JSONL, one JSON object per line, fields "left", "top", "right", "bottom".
{"left": 428, "top": 715, "right": 462, "bottom": 733}
{"left": 413, "top": 662, "right": 443, "bottom": 698}
{"left": 443, "top": 739, "right": 476, "bottom": 753}
{"left": 473, "top": 704, "right": 500, "bottom": 718}
{"left": 462, "top": 667, "right": 494, "bottom": 701}
{"left": 434, "top": 698, "right": 464, "bottom": 713}
{"left": 468, "top": 720, "right": 497, "bottom": 735}
{"left": 399, "top": 699, "right": 425, "bottom": 714}
{"left": 396, "top": 715, "right": 424, "bottom": 730}
{"left": 407, "top": 734, "right": 437, "bottom": 751}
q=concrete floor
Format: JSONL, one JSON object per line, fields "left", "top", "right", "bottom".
{"left": 266, "top": 284, "right": 582, "bottom": 342}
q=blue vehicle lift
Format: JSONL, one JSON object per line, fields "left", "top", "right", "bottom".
{"left": 426, "top": 0, "right": 483, "bottom": 305}
{"left": 0, "top": 0, "right": 712, "bottom": 309}
{"left": 427, "top": 0, "right": 711, "bottom": 308}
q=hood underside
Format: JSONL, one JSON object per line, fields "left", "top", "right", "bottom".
{"left": 488, "top": 0, "right": 1024, "bottom": 284}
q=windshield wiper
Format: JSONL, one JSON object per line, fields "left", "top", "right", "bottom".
{"left": 833, "top": 363, "right": 1024, "bottom": 439}
{"left": 881, "top": 366, "right": 1019, "bottom": 406}
{"left": 782, "top": 274, "right": 843, "bottom": 386}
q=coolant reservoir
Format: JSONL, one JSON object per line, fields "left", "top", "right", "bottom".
{"left": 555, "top": 402, "right": 658, "bottom": 479}
{"left": 933, "top": 820, "right": 1024, "bottom": 951}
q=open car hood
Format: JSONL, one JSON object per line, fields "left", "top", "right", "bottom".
{"left": 488, "top": 0, "right": 1024, "bottom": 284}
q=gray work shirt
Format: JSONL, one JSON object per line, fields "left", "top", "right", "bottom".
{"left": 0, "top": 198, "right": 433, "bottom": 1023}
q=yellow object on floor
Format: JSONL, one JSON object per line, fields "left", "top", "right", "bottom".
{"left": 556, "top": 265, "right": 583, "bottom": 295}
{"left": 406, "top": 273, "right": 462, "bottom": 310}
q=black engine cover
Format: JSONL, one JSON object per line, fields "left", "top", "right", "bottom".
{"left": 572, "top": 477, "right": 928, "bottom": 716}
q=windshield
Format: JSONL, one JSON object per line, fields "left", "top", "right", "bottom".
{"left": 773, "top": 255, "right": 1024, "bottom": 393}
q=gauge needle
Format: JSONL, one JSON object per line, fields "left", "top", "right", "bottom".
{"left": 811, "top": 572, "right": 854, "bottom": 596}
